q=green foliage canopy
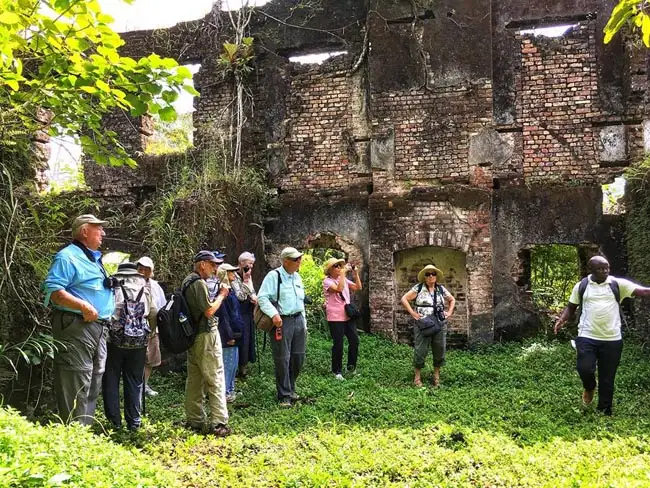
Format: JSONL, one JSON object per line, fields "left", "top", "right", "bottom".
{"left": 604, "top": 0, "right": 650, "bottom": 47}
{"left": 0, "top": 0, "right": 199, "bottom": 167}
{"left": 530, "top": 244, "right": 580, "bottom": 312}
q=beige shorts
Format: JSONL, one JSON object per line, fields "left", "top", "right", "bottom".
{"left": 145, "top": 333, "right": 162, "bottom": 368}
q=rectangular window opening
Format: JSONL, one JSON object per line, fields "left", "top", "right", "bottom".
{"left": 289, "top": 51, "right": 348, "bottom": 65}
{"left": 44, "top": 129, "right": 86, "bottom": 193}
{"left": 145, "top": 63, "right": 200, "bottom": 156}
{"left": 518, "top": 24, "right": 578, "bottom": 38}
{"left": 602, "top": 176, "right": 626, "bottom": 215}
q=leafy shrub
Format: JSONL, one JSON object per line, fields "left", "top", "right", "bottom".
{"left": 530, "top": 244, "right": 580, "bottom": 312}
{"left": 299, "top": 253, "right": 328, "bottom": 332}
{"left": 0, "top": 407, "right": 180, "bottom": 487}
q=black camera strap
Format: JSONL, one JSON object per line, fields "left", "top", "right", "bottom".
{"left": 70, "top": 240, "right": 109, "bottom": 279}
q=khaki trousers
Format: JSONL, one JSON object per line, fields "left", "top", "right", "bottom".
{"left": 185, "top": 329, "right": 229, "bottom": 428}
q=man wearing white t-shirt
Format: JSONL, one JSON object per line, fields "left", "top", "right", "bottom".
{"left": 555, "top": 256, "right": 650, "bottom": 415}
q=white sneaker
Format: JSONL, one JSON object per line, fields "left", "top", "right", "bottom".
{"left": 145, "top": 385, "right": 158, "bottom": 397}
{"left": 334, "top": 373, "right": 345, "bottom": 381}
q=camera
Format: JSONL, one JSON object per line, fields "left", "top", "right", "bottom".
{"left": 103, "top": 276, "right": 122, "bottom": 290}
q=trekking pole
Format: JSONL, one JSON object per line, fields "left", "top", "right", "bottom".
{"left": 141, "top": 370, "right": 146, "bottom": 417}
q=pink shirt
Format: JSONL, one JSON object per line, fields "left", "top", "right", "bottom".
{"left": 323, "top": 277, "right": 354, "bottom": 322}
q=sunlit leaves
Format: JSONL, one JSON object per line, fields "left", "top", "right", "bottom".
{"left": 0, "top": 0, "right": 198, "bottom": 167}
{"left": 218, "top": 38, "right": 255, "bottom": 76}
{"left": 604, "top": 0, "right": 650, "bottom": 47}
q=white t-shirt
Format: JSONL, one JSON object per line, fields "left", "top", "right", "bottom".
{"left": 568, "top": 276, "right": 637, "bottom": 341}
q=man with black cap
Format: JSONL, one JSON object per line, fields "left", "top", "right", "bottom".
{"left": 182, "top": 250, "right": 231, "bottom": 436}
{"left": 258, "top": 246, "right": 307, "bottom": 407}
{"left": 43, "top": 214, "right": 114, "bottom": 425}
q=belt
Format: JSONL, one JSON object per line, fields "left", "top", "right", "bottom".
{"left": 56, "top": 309, "right": 110, "bottom": 326}
{"left": 281, "top": 312, "right": 302, "bottom": 319}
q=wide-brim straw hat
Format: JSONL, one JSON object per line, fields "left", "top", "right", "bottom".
{"left": 323, "top": 257, "right": 346, "bottom": 275}
{"left": 417, "top": 264, "right": 444, "bottom": 283}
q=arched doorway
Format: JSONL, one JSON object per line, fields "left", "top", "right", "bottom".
{"left": 394, "top": 246, "right": 468, "bottom": 344}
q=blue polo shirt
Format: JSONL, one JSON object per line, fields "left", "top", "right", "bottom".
{"left": 42, "top": 243, "right": 115, "bottom": 320}
{"left": 258, "top": 266, "right": 305, "bottom": 319}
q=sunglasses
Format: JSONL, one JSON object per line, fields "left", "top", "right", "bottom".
{"left": 425, "top": 272, "right": 437, "bottom": 277}
{"left": 243, "top": 266, "right": 251, "bottom": 273}
{"left": 332, "top": 263, "right": 342, "bottom": 269}
{"left": 289, "top": 256, "right": 302, "bottom": 262}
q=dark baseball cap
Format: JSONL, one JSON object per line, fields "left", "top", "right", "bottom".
{"left": 193, "top": 250, "right": 220, "bottom": 264}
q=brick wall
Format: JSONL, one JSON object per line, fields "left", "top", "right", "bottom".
{"left": 368, "top": 189, "right": 492, "bottom": 343}
{"left": 372, "top": 83, "right": 493, "bottom": 185}
{"left": 280, "top": 67, "right": 372, "bottom": 193}
{"left": 77, "top": 1, "right": 650, "bottom": 344}
{"left": 516, "top": 25, "right": 599, "bottom": 182}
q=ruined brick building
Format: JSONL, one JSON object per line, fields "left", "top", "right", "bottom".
{"left": 75, "top": 0, "right": 649, "bottom": 344}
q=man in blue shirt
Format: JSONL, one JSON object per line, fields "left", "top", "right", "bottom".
{"left": 43, "top": 214, "right": 115, "bottom": 425}
{"left": 258, "top": 247, "right": 306, "bottom": 406}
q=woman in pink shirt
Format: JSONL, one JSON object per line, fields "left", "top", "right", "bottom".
{"left": 322, "top": 257, "right": 363, "bottom": 380}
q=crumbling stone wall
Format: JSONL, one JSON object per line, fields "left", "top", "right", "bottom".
{"left": 77, "top": 0, "right": 650, "bottom": 344}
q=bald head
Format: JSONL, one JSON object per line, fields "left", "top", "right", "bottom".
{"left": 588, "top": 256, "right": 610, "bottom": 283}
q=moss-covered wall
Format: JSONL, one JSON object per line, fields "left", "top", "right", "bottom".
{"left": 625, "top": 181, "right": 650, "bottom": 339}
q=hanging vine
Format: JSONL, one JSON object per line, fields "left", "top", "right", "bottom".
{"left": 216, "top": 1, "right": 256, "bottom": 174}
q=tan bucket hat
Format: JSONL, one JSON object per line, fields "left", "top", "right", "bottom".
{"left": 323, "top": 257, "right": 346, "bottom": 275}
{"left": 417, "top": 264, "right": 444, "bottom": 283}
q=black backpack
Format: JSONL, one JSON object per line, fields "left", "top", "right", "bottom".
{"left": 157, "top": 276, "right": 201, "bottom": 354}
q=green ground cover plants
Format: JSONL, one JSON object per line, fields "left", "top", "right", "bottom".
{"left": 3, "top": 332, "right": 650, "bottom": 486}
{"left": 89, "top": 332, "right": 650, "bottom": 487}
{"left": 0, "top": 407, "right": 179, "bottom": 487}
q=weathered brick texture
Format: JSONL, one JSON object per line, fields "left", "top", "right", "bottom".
{"left": 76, "top": 1, "right": 649, "bottom": 344}
{"left": 372, "top": 84, "right": 493, "bottom": 185}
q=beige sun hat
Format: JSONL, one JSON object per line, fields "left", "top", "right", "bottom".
{"left": 323, "top": 257, "right": 346, "bottom": 275}
{"left": 417, "top": 264, "right": 444, "bottom": 283}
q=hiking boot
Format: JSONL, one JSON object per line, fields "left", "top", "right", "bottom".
{"left": 226, "top": 392, "right": 236, "bottom": 403}
{"left": 582, "top": 389, "right": 595, "bottom": 405}
{"left": 211, "top": 424, "right": 232, "bottom": 437}
{"left": 334, "top": 373, "right": 345, "bottom": 381}
{"left": 279, "top": 399, "right": 293, "bottom": 408}
{"left": 433, "top": 371, "right": 440, "bottom": 387}
{"left": 289, "top": 393, "right": 300, "bottom": 402}
{"left": 145, "top": 384, "right": 159, "bottom": 397}
{"left": 184, "top": 422, "right": 205, "bottom": 434}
